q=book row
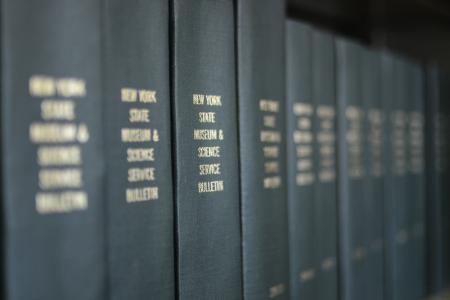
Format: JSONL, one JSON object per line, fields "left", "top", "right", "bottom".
{"left": 1, "top": 0, "right": 449, "bottom": 299}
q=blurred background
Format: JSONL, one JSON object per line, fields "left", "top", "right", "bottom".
{"left": 288, "top": 0, "right": 450, "bottom": 68}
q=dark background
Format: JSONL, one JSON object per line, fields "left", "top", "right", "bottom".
{"left": 288, "top": 0, "right": 450, "bottom": 68}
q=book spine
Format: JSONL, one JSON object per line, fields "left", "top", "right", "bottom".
{"left": 403, "top": 62, "right": 415, "bottom": 300}
{"left": 1, "top": 1, "right": 105, "bottom": 299}
{"left": 389, "top": 58, "right": 409, "bottom": 299}
{"left": 312, "top": 29, "right": 338, "bottom": 300}
{"left": 171, "top": 0, "right": 242, "bottom": 298}
{"left": 425, "top": 66, "right": 444, "bottom": 294}
{"left": 381, "top": 52, "right": 395, "bottom": 300}
{"left": 361, "top": 49, "right": 385, "bottom": 300}
{"left": 102, "top": 1, "right": 175, "bottom": 299}
{"left": 237, "top": 0, "right": 290, "bottom": 299}
{"left": 440, "top": 73, "right": 450, "bottom": 287}
{"left": 407, "top": 63, "right": 426, "bottom": 299}
{"left": 286, "top": 20, "right": 316, "bottom": 300}
{"left": 441, "top": 78, "right": 450, "bottom": 287}
{"left": 336, "top": 39, "right": 367, "bottom": 300}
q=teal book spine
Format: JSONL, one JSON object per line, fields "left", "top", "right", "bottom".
{"left": 102, "top": 0, "right": 175, "bottom": 299}
{"left": 361, "top": 48, "right": 385, "bottom": 300}
{"left": 286, "top": 20, "right": 316, "bottom": 300}
{"left": 336, "top": 38, "right": 368, "bottom": 300}
{"left": 381, "top": 52, "right": 402, "bottom": 300}
{"left": 440, "top": 73, "right": 450, "bottom": 287}
{"left": 407, "top": 62, "right": 426, "bottom": 299}
{"left": 1, "top": 0, "right": 106, "bottom": 299}
{"left": 237, "top": 0, "right": 290, "bottom": 299}
{"left": 312, "top": 29, "right": 338, "bottom": 300}
{"left": 171, "top": 0, "right": 242, "bottom": 298}
{"left": 397, "top": 58, "right": 410, "bottom": 300}
{"left": 441, "top": 73, "right": 450, "bottom": 286}
{"left": 385, "top": 57, "right": 409, "bottom": 300}
{"left": 425, "top": 66, "right": 445, "bottom": 294}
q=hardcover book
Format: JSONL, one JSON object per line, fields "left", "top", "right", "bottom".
{"left": 361, "top": 48, "right": 385, "bottom": 300}
{"left": 406, "top": 62, "right": 426, "bottom": 299}
{"left": 286, "top": 19, "right": 316, "bottom": 300}
{"left": 237, "top": 0, "right": 290, "bottom": 298}
{"left": 312, "top": 29, "right": 338, "bottom": 300}
{"left": 381, "top": 52, "right": 397, "bottom": 300}
{"left": 172, "top": 0, "right": 242, "bottom": 298}
{"left": 2, "top": 1, "right": 105, "bottom": 299}
{"left": 336, "top": 38, "right": 368, "bottom": 300}
{"left": 103, "top": 0, "right": 175, "bottom": 298}
{"left": 384, "top": 56, "right": 409, "bottom": 300}
{"left": 425, "top": 66, "right": 445, "bottom": 294}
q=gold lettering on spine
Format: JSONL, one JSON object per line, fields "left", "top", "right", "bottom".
{"left": 316, "top": 105, "right": 336, "bottom": 182}
{"left": 36, "top": 192, "right": 88, "bottom": 214}
{"left": 197, "top": 146, "right": 221, "bottom": 158}
{"left": 129, "top": 108, "right": 150, "bottom": 123}
{"left": 39, "top": 169, "right": 82, "bottom": 189}
{"left": 199, "top": 164, "right": 221, "bottom": 175}
{"left": 198, "top": 181, "right": 224, "bottom": 193}
{"left": 391, "top": 111, "right": 407, "bottom": 175}
{"left": 127, "top": 148, "right": 155, "bottom": 162}
{"left": 128, "top": 168, "right": 156, "bottom": 182}
{"left": 299, "top": 269, "right": 316, "bottom": 283}
{"left": 408, "top": 111, "right": 424, "bottom": 174}
{"left": 121, "top": 88, "right": 138, "bottom": 102}
{"left": 346, "top": 106, "right": 364, "bottom": 178}
{"left": 41, "top": 100, "right": 75, "bottom": 120}
{"left": 139, "top": 89, "right": 157, "bottom": 103}
{"left": 30, "top": 76, "right": 86, "bottom": 98}
{"left": 38, "top": 146, "right": 81, "bottom": 166}
{"left": 368, "top": 109, "right": 384, "bottom": 176}
{"left": 126, "top": 187, "right": 159, "bottom": 202}
{"left": 30, "top": 123, "right": 86, "bottom": 143}
{"left": 260, "top": 99, "right": 283, "bottom": 189}
{"left": 269, "top": 284, "right": 286, "bottom": 298}
{"left": 292, "top": 102, "right": 315, "bottom": 186}
{"left": 193, "top": 94, "right": 225, "bottom": 193}
{"left": 29, "top": 75, "right": 90, "bottom": 214}
{"left": 121, "top": 87, "right": 161, "bottom": 203}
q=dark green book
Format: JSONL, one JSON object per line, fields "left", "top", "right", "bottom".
{"left": 432, "top": 67, "right": 450, "bottom": 294}
{"left": 425, "top": 65, "right": 445, "bottom": 294}
{"left": 171, "top": 0, "right": 242, "bottom": 298}
{"left": 237, "top": 0, "right": 290, "bottom": 299}
{"left": 1, "top": 0, "right": 105, "bottom": 299}
{"left": 336, "top": 38, "right": 367, "bottom": 300}
{"left": 381, "top": 52, "right": 395, "bottom": 300}
{"left": 406, "top": 62, "right": 426, "bottom": 299}
{"left": 103, "top": 1, "right": 174, "bottom": 299}
{"left": 361, "top": 48, "right": 385, "bottom": 300}
{"left": 311, "top": 29, "right": 338, "bottom": 300}
{"left": 384, "top": 56, "right": 409, "bottom": 300}
{"left": 439, "top": 72, "right": 450, "bottom": 287}
{"left": 286, "top": 20, "right": 316, "bottom": 299}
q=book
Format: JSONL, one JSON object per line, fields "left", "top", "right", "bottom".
{"left": 425, "top": 65, "right": 445, "bottom": 294}
{"left": 312, "top": 28, "right": 338, "bottom": 300}
{"left": 407, "top": 62, "right": 426, "bottom": 299}
{"left": 286, "top": 20, "right": 316, "bottom": 300}
{"left": 361, "top": 48, "right": 385, "bottom": 300}
{"left": 336, "top": 38, "right": 367, "bottom": 300}
{"left": 237, "top": 0, "right": 290, "bottom": 299}
{"left": 385, "top": 56, "right": 409, "bottom": 299}
{"left": 381, "top": 52, "right": 398, "bottom": 300}
{"left": 102, "top": 0, "right": 175, "bottom": 299}
{"left": 171, "top": 0, "right": 242, "bottom": 298}
{"left": 440, "top": 73, "right": 450, "bottom": 286}
{"left": 1, "top": 0, "right": 105, "bottom": 299}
